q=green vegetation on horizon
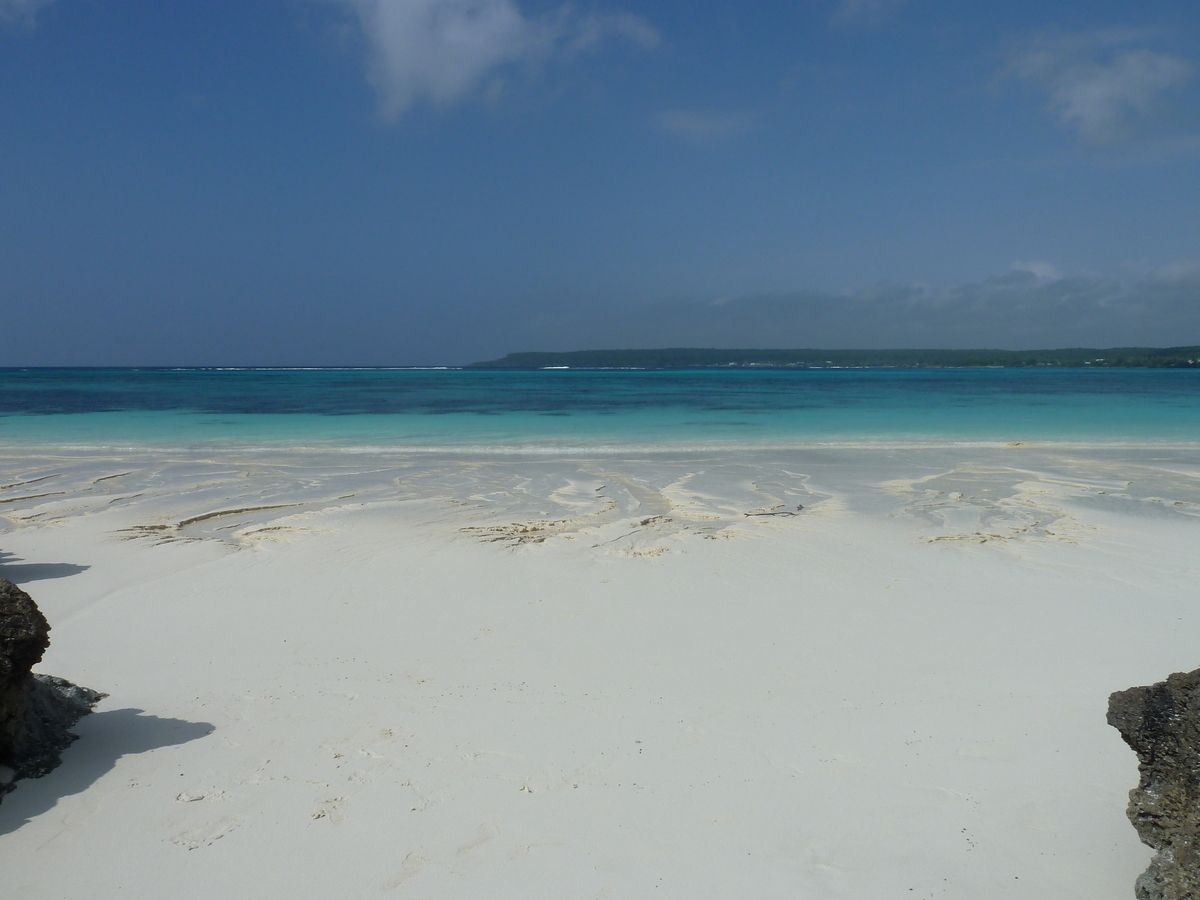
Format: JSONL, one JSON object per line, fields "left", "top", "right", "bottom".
{"left": 469, "top": 347, "right": 1200, "bottom": 369}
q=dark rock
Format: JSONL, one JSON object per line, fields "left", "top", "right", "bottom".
{"left": 0, "top": 578, "right": 50, "bottom": 772}
{"left": 0, "top": 578, "right": 105, "bottom": 801}
{"left": 1108, "top": 669, "right": 1200, "bottom": 900}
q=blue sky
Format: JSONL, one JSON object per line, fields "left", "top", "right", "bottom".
{"left": 2, "top": 0, "right": 1198, "bottom": 364}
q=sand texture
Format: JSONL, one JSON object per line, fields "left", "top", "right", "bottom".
{"left": 1, "top": 445, "right": 1198, "bottom": 898}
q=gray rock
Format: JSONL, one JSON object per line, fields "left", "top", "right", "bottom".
{"left": 0, "top": 578, "right": 105, "bottom": 801}
{"left": 1108, "top": 669, "right": 1200, "bottom": 900}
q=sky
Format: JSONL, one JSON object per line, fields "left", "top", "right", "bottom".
{"left": 1, "top": 0, "right": 1199, "bottom": 365}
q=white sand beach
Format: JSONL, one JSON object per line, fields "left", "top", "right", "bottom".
{"left": 2, "top": 445, "right": 1198, "bottom": 898}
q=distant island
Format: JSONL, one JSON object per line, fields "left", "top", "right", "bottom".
{"left": 469, "top": 347, "right": 1200, "bottom": 369}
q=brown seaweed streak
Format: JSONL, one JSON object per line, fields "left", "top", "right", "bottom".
{"left": 458, "top": 474, "right": 635, "bottom": 547}
{"left": 458, "top": 468, "right": 678, "bottom": 549}
{"left": 119, "top": 503, "right": 307, "bottom": 544}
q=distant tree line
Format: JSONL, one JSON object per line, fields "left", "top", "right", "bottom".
{"left": 469, "top": 347, "right": 1200, "bottom": 369}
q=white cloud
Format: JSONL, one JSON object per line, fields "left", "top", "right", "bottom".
{"left": 830, "top": 0, "right": 907, "bottom": 28}
{"left": 339, "top": 0, "right": 658, "bottom": 120}
{"left": 655, "top": 109, "right": 753, "bottom": 142}
{"left": 1010, "top": 260, "right": 1062, "bottom": 281}
{"left": 0, "top": 0, "right": 56, "bottom": 27}
{"left": 1007, "top": 29, "right": 1194, "bottom": 143}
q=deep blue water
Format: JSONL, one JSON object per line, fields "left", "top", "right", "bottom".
{"left": 0, "top": 367, "right": 1198, "bottom": 451}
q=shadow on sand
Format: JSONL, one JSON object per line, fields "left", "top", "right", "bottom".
{"left": 0, "top": 550, "right": 90, "bottom": 583}
{"left": 0, "top": 708, "right": 214, "bottom": 835}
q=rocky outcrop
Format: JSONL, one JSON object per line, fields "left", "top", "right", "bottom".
{"left": 0, "top": 578, "right": 51, "bottom": 776}
{"left": 0, "top": 578, "right": 104, "bottom": 800}
{"left": 1108, "top": 669, "right": 1200, "bottom": 900}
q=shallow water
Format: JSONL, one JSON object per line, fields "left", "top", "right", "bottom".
{"left": 1, "top": 367, "right": 1198, "bottom": 452}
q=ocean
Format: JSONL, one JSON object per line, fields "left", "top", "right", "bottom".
{"left": 0, "top": 366, "right": 1198, "bottom": 453}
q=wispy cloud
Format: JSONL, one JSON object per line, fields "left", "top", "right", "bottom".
{"left": 1006, "top": 28, "right": 1194, "bottom": 144}
{"left": 0, "top": 0, "right": 56, "bottom": 27}
{"left": 561, "top": 9, "right": 658, "bottom": 57}
{"left": 829, "top": 0, "right": 908, "bottom": 28}
{"left": 654, "top": 109, "right": 753, "bottom": 142}
{"left": 338, "top": 0, "right": 658, "bottom": 121}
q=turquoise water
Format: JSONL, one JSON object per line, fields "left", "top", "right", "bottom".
{"left": 0, "top": 367, "right": 1198, "bottom": 451}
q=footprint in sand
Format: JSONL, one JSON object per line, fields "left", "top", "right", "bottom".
{"left": 383, "top": 850, "right": 431, "bottom": 890}
{"left": 310, "top": 796, "right": 347, "bottom": 824}
{"left": 175, "top": 790, "right": 228, "bottom": 803}
{"left": 171, "top": 815, "right": 243, "bottom": 850}
{"left": 456, "top": 821, "right": 502, "bottom": 856}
